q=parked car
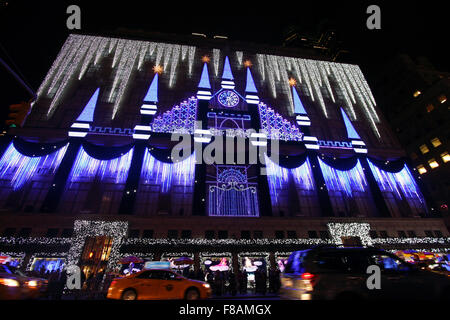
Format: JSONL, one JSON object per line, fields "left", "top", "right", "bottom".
{"left": 280, "top": 246, "right": 450, "bottom": 300}
{"left": 106, "top": 269, "right": 212, "bottom": 300}
{"left": 0, "top": 264, "right": 48, "bottom": 300}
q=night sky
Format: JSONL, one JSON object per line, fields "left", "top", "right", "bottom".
{"left": 0, "top": 1, "right": 448, "bottom": 127}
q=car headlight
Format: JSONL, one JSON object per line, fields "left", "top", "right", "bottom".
{"left": 27, "top": 280, "right": 39, "bottom": 288}
{"left": 202, "top": 283, "right": 210, "bottom": 289}
{"left": 0, "top": 278, "right": 20, "bottom": 287}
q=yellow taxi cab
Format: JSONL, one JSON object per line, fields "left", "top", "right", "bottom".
{"left": 107, "top": 269, "right": 211, "bottom": 300}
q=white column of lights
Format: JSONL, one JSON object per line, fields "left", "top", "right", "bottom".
{"left": 188, "top": 46, "right": 196, "bottom": 75}
{"left": 213, "top": 49, "right": 220, "bottom": 76}
{"left": 94, "top": 37, "right": 109, "bottom": 65}
{"left": 111, "top": 39, "right": 125, "bottom": 68}
{"left": 169, "top": 45, "right": 180, "bottom": 87}
{"left": 327, "top": 222, "right": 373, "bottom": 246}
{"left": 163, "top": 44, "right": 173, "bottom": 71}
{"left": 256, "top": 54, "right": 265, "bottom": 81}
{"left": 236, "top": 51, "right": 243, "bottom": 67}
{"left": 78, "top": 36, "right": 101, "bottom": 80}
{"left": 277, "top": 57, "right": 294, "bottom": 115}
{"left": 68, "top": 87, "right": 100, "bottom": 138}
{"left": 265, "top": 55, "right": 277, "bottom": 98}
{"left": 244, "top": 62, "right": 260, "bottom": 105}
{"left": 149, "top": 42, "right": 157, "bottom": 56}
{"left": 305, "top": 59, "right": 327, "bottom": 117}
{"left": 181, "top": 45, "right": 188, "bottom": 60}
{"left": 340, "top": 108, "right": 368, "bottom": 154}
{"left": 221, "top": 56, "right": 235, "bottom": 89}
{"left": 137, "top": 42, "right": 150, "bottom": 70}
{"left": 66, "top": 220, "right": 128, "bottom": 273}
{"left": 108, "top": 38, "right": 118, "bottom": 54}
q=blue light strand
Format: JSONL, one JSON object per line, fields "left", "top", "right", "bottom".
{"left": 318, "top": 158, "right": 367, "bottom": 197}
{"left": 265, "top": 155, "right": 315, "bottom": 205}
{"left": 0, "top": 143, "right": 68, "bottom": 190}
{"left": 367, "top": 160, "right": 425, "bottom": 203}
{"left": 69, "top": 146, "right": 134, "bottom": 184}
{"left": 141, "top": 149, "right": 195, "bottom": 193}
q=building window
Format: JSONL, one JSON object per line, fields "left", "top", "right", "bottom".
{"left": 407, "top": 230, "right": 416, "bottom": 238}
{"left": 16, "top": 228, "right": 31, "bottom": 237}
{"left": 218, "top": 230, "right": 228, "bottom": 239}
{"left": 426, "top": 104, "right": 435, "bottom": 113}
{"left": 441, "top": 152, "right": 450, "bottom": 163}
{"left": 369, "top": 230, "right": 378, "bottom": 238}
{"left": 434, "top": 230, "right": 443, "bottom": 237}
{"left": 413, "top": 90, "right": 421, "bottom": 98}
{"left": 438, "top": 95, "right": 447, "bottom": 104}
{"left": 286, "top": 231, "right": 297, "bottom": 239}
{"left": 45, "top": 228, "right": 58, "bottom": 238}
{"left": 319, "top": 231, "right": 329, "bottom": 240}
{"left": 61, "top": 228, "right": 73, "bottom": 238}
{"left": 205, "top": 230, "right": 215, "bottom": 239}
{"left": 241, "top": 230, "right": 251, "bottom": 239}
{"left": 397, "top": 231, "right": 407, "bottom": 238}
{"left": 428, "top": 158, "right": 439, "bottom": 169}
{"left": 417, "top": 165, "right": 427, "bottom": 174}
{"left": 253, "top": 231, "right": 263, "bottom": 239}
{"left": 410, "top": 152, "right": 418, "bottom": 160}
{"left": 424, "top": 230, "right": 434, "bottom": 237}
{"left": 308, "top": 231, "right": 318, "bottom": 239}
{"left": 419, "top": 144, "right": 430, "bottom": 154}
{"left": 431, "top": 137, "right": 442, "bottom": 148}
{"left": 275, "top": 231, "right": 285, "bottom": 239}
{"left": 142, "top": 230, "right": 154, "bottom": 238}
{"left": 129, "top": 229, "right": 140, "bottom": 238}
{"left": 379, "top": 231, "right": 388, "bottom": 238}
{"left": 181, "top": 230, "right": 192, "bottom": 239}
{"left": 167, "top": 230, "right": 178, "bottom": 239}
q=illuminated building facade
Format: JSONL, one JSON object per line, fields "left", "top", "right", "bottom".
{"left": 0, "top": 34, "right": 448, "bottom": 275}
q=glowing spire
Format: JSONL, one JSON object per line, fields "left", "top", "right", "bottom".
{"left": 198, "top": 63, "right": 211, "bottom": 89}
{"left": 143, "top": 73, "right": 159, "bottom": 103}
{"left": 76, "top": 87, "right": 100, "bottom": 122}
{"left": 292, "top": 86, "right": 307, "bottom": 115}
{"left": 340, "top": 107, "right": 361, "bottom": 140}
{"left": 245, "top": 67, "right": 258, "bottom": 93}
{"left": 221, "top": 56, "right": 234, "bottom": 80}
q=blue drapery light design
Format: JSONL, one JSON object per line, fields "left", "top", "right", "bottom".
{"left": 367, "top": 159, "right": 425, "bottom": 203}
{"left": 0, "top": 142, "right": 68, "bottom": 190}
{"left": 141, "top": 149, "right": 196, "bottom": 193}
{"left": 265, "top": 154, "right": 315, "bottom": 205}
{"left": 69, "top": 146, "right": 134, "bottom": 183}
{"left": 318, "top": 158, "right": 367, "bottom": 197}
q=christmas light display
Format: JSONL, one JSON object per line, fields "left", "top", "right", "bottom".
{"left": 141, "top": 149, "right": 196, "bottom": 193}
{"left": 258, "top": 103, "right": 303, "bottom": 141}
{"left": 327, "top": 222, "right": 373, "bottom": 246}
{"left": 368, "top": 160, "right": 425, "bottom": 205}
{"left": 0, "top": 143, "right": 68, "bottom": 190}
{"left": 151, "top": 97, "right": 198, "bottom": 134}
{"left": 69, "top": 146, "right": 133, "bottom": 184}
{"left": 318, "top": 158, "right": 367, "bottom": 197}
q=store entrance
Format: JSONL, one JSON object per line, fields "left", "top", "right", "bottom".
{"left": 79, "top": 236, "right": 113, "bottom": 279}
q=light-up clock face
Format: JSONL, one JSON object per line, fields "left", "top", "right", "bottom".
{"left": 218, "top": 90, "right": 240, "bottom": 107}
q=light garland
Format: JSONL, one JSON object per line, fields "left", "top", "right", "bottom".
{"left": 327, "top": 222, "right": 373, "bottom": 246}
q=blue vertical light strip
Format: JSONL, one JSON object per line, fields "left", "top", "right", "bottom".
{"left": 222, "top": 56, "right": 234, "bottom": 80}
{"left": 292, "top": 86, "right": 307, "bottom": 115}
{"left": 141, "top": 149, "right": 196, "bottom": 193}
{"left": 318, "top": 158, "right": 367, "bottom": 197}
{"left": 340, "top": 108, "right": 361, "bottom": 140}
{"left": 265, "top": 155, "right": 315, "bottom": 205}
{"left": 69, "top": 147, "right": 134, "bottom": 184}
{"left": 245, "top": 68, "right": 258, "bottom": 93}
{"left": 198, "top": 63, "right": 211, "bottom": 89}
{"left": 0, "top": 143, "right": 68, "bottom": 190}
{"left": 76, "top": 88, "right": 100, "bottom": 122}
{"left": 367, "top": 160, "right": 425, "bottom": 203}
{"left": 143, "top": 73, "right": 159, "bottom": 102}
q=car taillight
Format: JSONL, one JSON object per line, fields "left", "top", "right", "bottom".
{"left": 301, "top": 272, "right": 315, "bottom": 280}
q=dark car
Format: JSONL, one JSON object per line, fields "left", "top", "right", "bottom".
{"left": 0, "top": 264, "right": 48, "bottom": 300}
{"left": 280, "top": 247, "right": 450, "bottom": 300}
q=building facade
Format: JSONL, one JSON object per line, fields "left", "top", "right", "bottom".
{"left": 0, "top": 34, "right": 448, "bottom": 277}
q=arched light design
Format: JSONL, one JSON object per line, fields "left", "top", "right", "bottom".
{"left": 258, "top": 103, "right": 303, "bottom": 141}
{"left": 0, "top": 143, "right": 68, "bottom": 190}
{"left": 151, "top": 97, "right": 198, "bottom": 134}
{"left": 318, "top": 158, "right": 367, "bottom": 197}
{"left": 367, "top": 160, "right": 425, "bottom": 203}
{"left": 264, "top": 155, "right": 315, "bottom": 205}
{"left": 69, "top": 147, "right": 134, "bottom": 184}
{"left": 141, "top": 150, "right": 196, "bottom": 193}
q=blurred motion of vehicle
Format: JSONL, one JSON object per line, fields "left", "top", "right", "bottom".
{"left": 0, "top": 264, "right": 48, "bottom": 300}
{"left": 106, "top": 269, "right": 212, "bottom": 300}
{"left": 280, "top": 247, "right": 450, "bottom": 300}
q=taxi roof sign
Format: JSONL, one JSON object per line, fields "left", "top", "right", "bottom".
{"left": 144, "top": 261, "right": 170, "bottom": 270}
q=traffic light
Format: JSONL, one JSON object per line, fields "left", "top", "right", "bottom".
{"left": 6, "top": 101, "right": 32, "bottom": 127}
